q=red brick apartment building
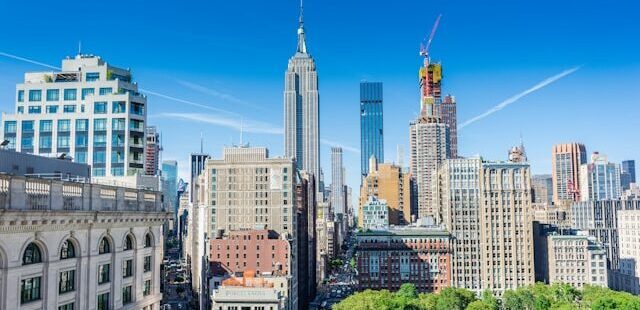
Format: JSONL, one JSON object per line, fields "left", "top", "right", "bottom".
{"left": 211, "top": 230, "right": 290, "bottom": 275}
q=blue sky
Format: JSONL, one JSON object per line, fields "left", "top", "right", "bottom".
{"left": 1, "top": 0, "right": 639, "bottom": 199}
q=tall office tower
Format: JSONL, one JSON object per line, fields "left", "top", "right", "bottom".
{"left": 198, "top": 146, "right": 298, "bottom": 310}
{"left": 622, "top": 160, "right": 636, "bottom": 191}
{"left": 144, "top": 126, "right": 160, "bottom": 176}
{"left": 532, "top": 174, "right": 553, "bottom": 205}
{"left": 162, "top": 160, "right": 178, "bottom": 222}
{"left": 295, "top": 171, "right": 317, "bottom": 309}
{"left": 572, "top": 199, "right": 640, "bottom": 270}
{"left": 617, "top": 209, "right": 640, "bottom": 294}
{"left": 359, "top": 156, "right": 414, "bottom": 226}
{"left": 330, "top": 147, "right": 345, "bottom": 215}
{"left": 360, "top": 81, "right": 384, "bottom": 177}
{"left": 284, "top": 3, "right": 320, "bottom": 192}
{"left": 580, "top": 152, "right": 622, "bottom": 201}
{"left": 434, "top": 156, "right": 534, "bottom": 295}
{"left": 410, "top": 47, "right": 449, "bottom": 220}
{"left": 0, "top": 153, "right": 168, "bottom": 310}
{"left": 190, "top": 153, "right": 210, "bottom": 202}
{"left": 0, "top": 54, "right": 147, "bottom": 178}
{"left": 438, "top": 94, "right": 457, "bottom": 158}
{"left": 552, "top": 143, "right": 587, "bottom": 203}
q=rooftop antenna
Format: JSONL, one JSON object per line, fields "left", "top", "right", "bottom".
{"left": 200, "top": 132, "right": 203, "bottom": 153}
{"left": 78, "top": 41, "right": 82, "bottom": 55}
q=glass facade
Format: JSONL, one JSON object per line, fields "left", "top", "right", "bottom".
{"left": 360, "top": 82, "right": 384, "bottom": 177}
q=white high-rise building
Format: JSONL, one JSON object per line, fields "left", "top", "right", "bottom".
{"left": 580, "top": 152, "right": 622, "bottom": 201}
{"left": 284, "top": 4, "right": 320, "bottom": 192}
{"left": 330, "top": 147, "right": 344, "bottom": 215}
{"left": 1, "top": 54, "right": 147, "bottom": 178}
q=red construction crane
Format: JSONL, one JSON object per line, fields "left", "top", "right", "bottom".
{"left": 567, "top": 179, "right": 581, "bottom": 202}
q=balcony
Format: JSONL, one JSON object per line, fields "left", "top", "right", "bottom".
{"left": 0, "top": 174, "right": 164, "bottom": 212}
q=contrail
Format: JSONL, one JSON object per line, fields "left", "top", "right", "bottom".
{"left": 0, "top": 51, "right": 61, "bottom": 70}
{"left": 459, "top": 66, "right": 581, "bottom": 129}
{"left": 176, "top": 80, "right": 263, "bottom": 110}
{"left": 320, "top": 138, "right": 360, "bottom": 154}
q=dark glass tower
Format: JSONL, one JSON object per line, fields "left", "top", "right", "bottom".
{"left": 622, "top": 160, "right": 636, "bottom": 190}
{"left": 360, "top": 82, "right": 384, "bottom": 178}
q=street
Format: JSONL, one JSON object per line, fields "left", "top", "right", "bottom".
{"left": 161, "top": 236, "right": 196, "bottom": 310}
{"left": 311, "top": 230, "right": 358, "bottom": 309}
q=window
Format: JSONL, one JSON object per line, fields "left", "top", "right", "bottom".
{"left": 28, "top": 90, "right": 42, "bottom": 101}
{"left": 94, "top": 118, "right": 107, "bottom": 131}
{"left": 131, "top": 102, "right": 144, "bottom": 115}
{"left": 144, "top": 256, "right": 152, "bottom": 272}
{"left": 111, "top": 151, "right": 124, "bottom": 164}
{"left": 122, "top": 285, "right": 132, "bottom": 304}
{"left": 28, "top": 106, "right": 41, "bottom": 114}
{"left": 75, "top": 151, "right": 87, "bottom": 164}
{"left": 18, "top": 90, "right": 24, "bottom": 102}
{"left": 98, "top": 264, "right": 110, "bottom": 284}
{"left": 23, "top": 243, "right": 42, "bottom": 265}
{"left": 63, "top": 105, "right": 76, "bottom": 113}
{"left": 58, "top": 302, "right": 74, "bottom": 310}
{"left": 57, "top": 119, "right": 71, "bottom": 132}
{"left": 94, "top": 102, "right": 107, "bottom": 114}
{"left": 60, "top": 240, "right": 75, "bottom": 259}
{"left": 17, "top": 106, "right": 24, "bottom": 114}
{"left": 46, "top": 89, "right": 59, "bottom": 101}
{"left": 99, "top": 87, "right": 112, "bottom": 96}
{"left": 75, "top": 119, "right": 88, "bottom": 131}
{"left": 39, "top": 136, "right": 52, "bottom": 148}
{"left": 57, "top": 136, "right": 70, "bottom": 148}
{"left": 63, "top": 89, "right": 77, "bottom": 101}
{"left": 145, "top": 233, "right": 153, "bottom": 248}
{"left": 4, "top": 121, "right": 17, "bottom": 133}
{"left": 123, "top": 234, "right": 134, "bottom": 250}
{"left": 97, "top": 292, "right": 109, "bottom": 310}
{"left": 76, "top": 133, "right": 87, "bottom": 147}
{"left": 112, "top": 134, "right": 125, "bottom": 147}
{"left": 39, "top": 120, "right": 52, "bottom": 132}
{"left": 59, "top": 270, "right": 75, "bottom": 293}
{"left": 22, "top": 121, "right": 34, "bottom": 133}
{"left": 21, "top": 276, "right": 41, "bottom": 304}
{"left": 93, "top": 168, "right": 106, "bottom": 177}
{"left": 86, "top": 72, "right": 100, "bottom": 82}
{"left": 46, "top": 105, "right": 58, "bottom": 113}
{"left": 112, "top": 118, "right": 125, "bottom": 130}
{"left": 112, "top": 101, "right": 125, "bottom": 113}
{"left": 94, "top": 134, "right": 106, "bottom": 147}
{"left": 99, "top": 237, "right": 111, "bottom": 254}
{"left": 21, "top": 136, "right": 33, "bottom": 149}
{"left": 81, "top": 88, "right": 95, "bottom": 100}
{"left": 123, "top": 259, "right": 133, "bottom": 278}
{"left": 130, "top": 119, "right": 143, "bottom": 131}
{"left": 143, "top": 279, "right": 151, "bottom": 296}
{"left": 4, "top": 136, "right": 16, "bottom": 149}
{"left": 111, "top": 167, "right": 124, "bottom": 176}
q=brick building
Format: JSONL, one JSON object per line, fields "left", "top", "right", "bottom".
{"left": 210, "top": 230, "right": 290, "bottom": 276}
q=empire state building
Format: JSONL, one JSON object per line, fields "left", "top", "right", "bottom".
{"left": 284, "top": 3, "right": 320, "bottom": 189}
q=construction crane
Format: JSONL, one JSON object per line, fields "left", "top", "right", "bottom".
{"left": 420, "top": 14, "right": 442, "bottom": 58}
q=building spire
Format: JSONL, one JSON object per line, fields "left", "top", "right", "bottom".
{"left": 296, "top": 0, "right": 307, "bottom": 54}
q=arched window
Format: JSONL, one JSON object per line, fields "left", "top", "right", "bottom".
{"left": 60, "top": 240, "right": 75, "bottom": 259}
{"left": 99, "top": 238, "right": 111, "bottom": 254}
{"left": 23, "top": 243, "right": 42, "bottom": 265}
{"left": 124, "top": 235, "right": 134, "bottom": 251}
{"left": 144, "top": 233, "right": 152, "bottom": 248}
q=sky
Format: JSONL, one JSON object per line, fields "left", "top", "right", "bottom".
{"left": 0, "top": 0, "right": 639, "bottom": 204}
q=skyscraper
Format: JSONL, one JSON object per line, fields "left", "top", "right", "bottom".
{"left": 438, "top": 94, "right": 457, "bottom": 158}
{"left": 0, "top": 54, "right": 147, "bottom": 178}
{"left": 284, "top": 3, "right": 320, "bottom": 190}
{"left": 360, "top": 81, "right": 384, "bottom": 177}
{"left": 330, "top": 146, "right": 345, "bottom": 215}
{"left": 162, "top": 160, "right": 178, "bottom": 222}
{"left": 580, "top": 152, "right": 622, "bottom": 201}
{"left": 622, "top": 160, "right": 636, "bottom": 190}
{"left": 552, "top": 143, "right": 587, "bottom": 203}
{"left": 144, "top": 126, "right": 160, "bottom": 176}
{"left": 190, "top": 153, "right": 210, "bottom": 202}
{"left": 434, "top": 155, "right": 535, "bottom": 295}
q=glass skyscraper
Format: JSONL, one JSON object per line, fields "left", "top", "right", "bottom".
{"left": 360, "top": 82, "right": 384, "bottom": 178}
{"left": 622, "top": 160, "right": 636, "bottom": 190}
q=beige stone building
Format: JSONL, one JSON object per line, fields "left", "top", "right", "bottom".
{"left": 434, "top": 155, "right": 535, "bottom": 295}
{"left": 547, "top": 234, "right": 608, "bottom": 288}
{"left": 359, "top": 158, "right": 413, "bottom": 227}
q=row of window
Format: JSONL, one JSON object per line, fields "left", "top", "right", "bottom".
{"left": 4, "top": 118, "right": 138, "bottom": 134}
{"left": 18, "top": 87, "right": 113, "bottom": 103}
{"left": 19, "top": 101, "right": 131, "bottom": 115}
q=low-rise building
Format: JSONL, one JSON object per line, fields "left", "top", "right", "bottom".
{"left": 210, "top": 230, "right": 291, "bottom": 276}
{"left": 355, "top": 225, "right": 451, "bottom": 293}
{"left": 361, "top": 196, "right": 389, "bottom": 230}
{"left": 211, "top": 271, "right": 287, "bottom": 310}
{"left": 547, "top": 233, "right": 608, "bottom": 288}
